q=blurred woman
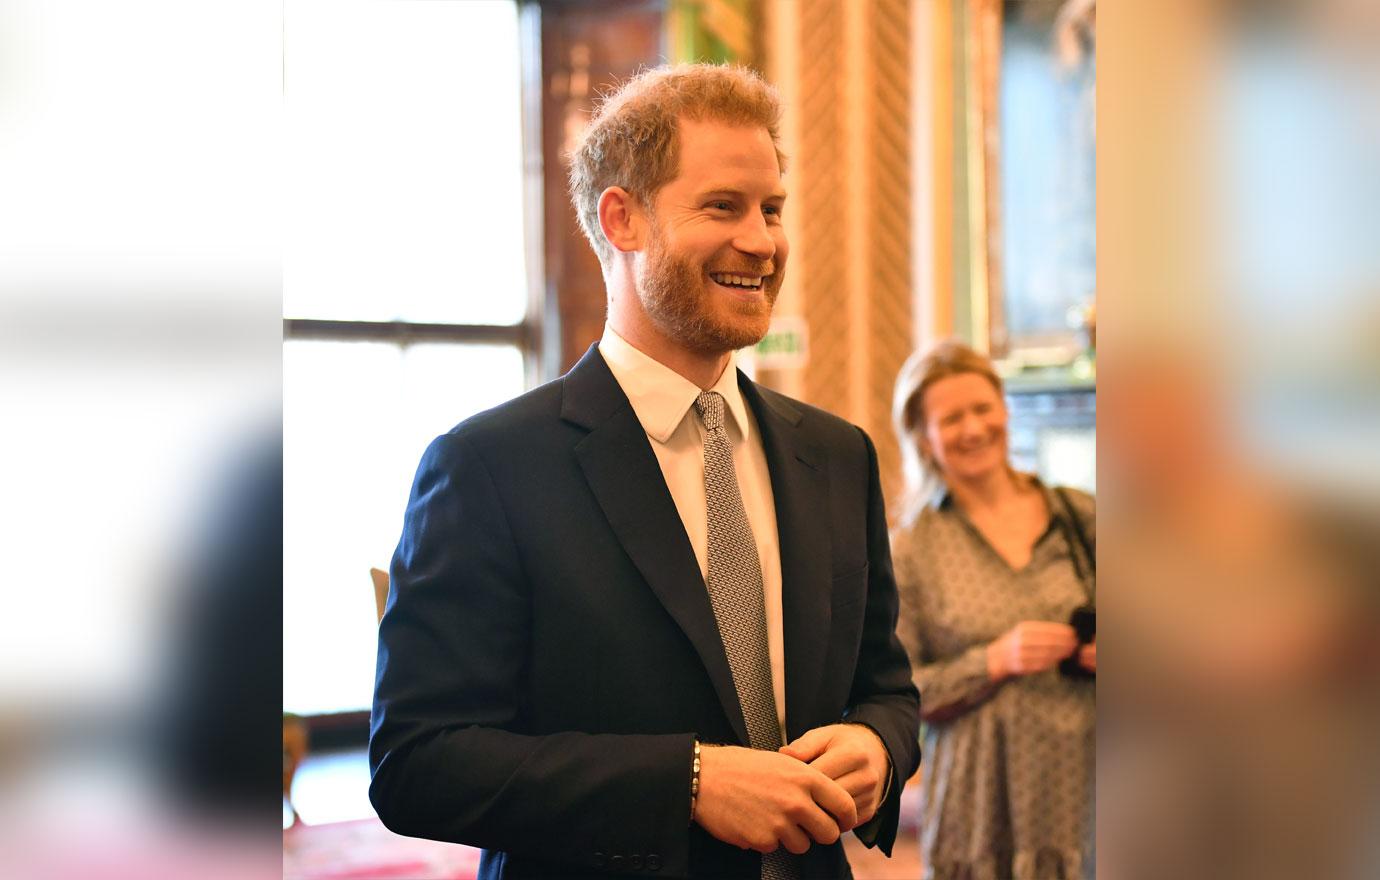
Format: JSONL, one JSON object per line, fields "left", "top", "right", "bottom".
{"left": 891, "top": 340, "right": 1095, "bottom": 880}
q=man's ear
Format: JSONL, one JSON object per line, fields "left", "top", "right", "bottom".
{"left": 597, "top": 186, "right": 647, "bottom": 254}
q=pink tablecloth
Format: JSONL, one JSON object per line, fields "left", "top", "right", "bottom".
{"left": 284, "top": 817, "right": 482, "bottom": 880}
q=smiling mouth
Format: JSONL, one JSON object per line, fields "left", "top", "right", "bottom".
{"left": 708, "top": 272, "right": 764, "bottom": 291}
{"left": 958, "top": 440, "right": 1002, "bottom": 457}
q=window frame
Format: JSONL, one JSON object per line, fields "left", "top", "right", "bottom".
{"left": 283, "top": 0, "right": 549, "bottom": 732}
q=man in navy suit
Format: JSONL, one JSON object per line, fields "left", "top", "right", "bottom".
{"left": 369, "top": 63, "right": 920, "bottom": 879}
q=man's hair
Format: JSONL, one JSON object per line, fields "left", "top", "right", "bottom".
{"left": 567, "top": 63, "right": 786, "bottom": 265}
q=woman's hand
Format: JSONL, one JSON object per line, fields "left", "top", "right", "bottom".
{"left": 986, "top": 621, "right": 1078, "bottom": 680}
{"left": 1078, "top": 640, "right": 1096, "bottom": 673}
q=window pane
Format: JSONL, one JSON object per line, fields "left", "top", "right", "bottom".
{"left": 283, "top": 339, "right": 525, "bottom": 715}
{"left": 284, "top": 0, "right": 527, "bottom": 325}
{"left": 999, "top": 6, "right": 1096, "bottom": 351}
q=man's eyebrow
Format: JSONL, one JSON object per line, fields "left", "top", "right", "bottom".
{"left": 697, "top": 187, "right": 789, "bottom": 202}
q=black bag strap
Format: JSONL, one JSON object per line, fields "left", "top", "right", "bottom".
{"left": 1055, "top": 487, "right": 1096, "bottom": 596}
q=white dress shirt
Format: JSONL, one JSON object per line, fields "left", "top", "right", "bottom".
{"left": 598, "top": 326, "right": 787, "bottom": 739}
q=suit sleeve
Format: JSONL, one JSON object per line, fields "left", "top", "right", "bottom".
{"left": 369, "top": 432, "right": 695, "bottom": 874}
{"left": 838, "top": 428, "right": 922, "bottom": 855}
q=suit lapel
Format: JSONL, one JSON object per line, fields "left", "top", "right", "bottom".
{"left": 562, "top": 345, "right": 751, "bottom": 746}
{"left": 739, "top": 376, "right": 833, "bottom": 742}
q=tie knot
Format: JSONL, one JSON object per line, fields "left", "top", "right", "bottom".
{"left": 694, "top": 391, "right": 726, "bottom": 431}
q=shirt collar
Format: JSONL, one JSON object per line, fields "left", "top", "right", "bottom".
{"left": 599, "top": 324, "right": 752, "bottom": 445}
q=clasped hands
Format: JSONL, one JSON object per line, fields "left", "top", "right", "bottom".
{"left": 693, "top": 724, "right": 890, "bottom": 855}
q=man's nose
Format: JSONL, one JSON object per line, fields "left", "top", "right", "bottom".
{"left": 733, "top": 212, "right": 777, "bottom": 261}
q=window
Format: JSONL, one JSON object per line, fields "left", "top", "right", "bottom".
{"left": 284, "top": 0, "right": 534, "bottom": 716}
{"left": 999, "top": 0, "right": 1096, "bottom": 355}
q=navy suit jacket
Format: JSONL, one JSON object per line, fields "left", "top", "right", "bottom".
{"left": 369, "top": 345, "right": 920, "bottom": 879}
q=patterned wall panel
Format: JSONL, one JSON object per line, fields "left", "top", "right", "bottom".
{"left": 864, "top": 0, "right": 914, "bottom": 508}
{"left": 782, "top": 0, "right": 913, "bottom": 514}
{"left": 796, "top": 0, "right": 850, "bottom": 421}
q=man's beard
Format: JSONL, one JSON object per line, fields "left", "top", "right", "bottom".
{"left": 638, "top": 225, "right": 780, "bottom": 355}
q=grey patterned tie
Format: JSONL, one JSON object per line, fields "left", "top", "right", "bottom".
{"left": 694, "top": 391, "right": 798, "bottom": 880}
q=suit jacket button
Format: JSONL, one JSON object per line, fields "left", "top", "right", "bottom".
{"left": 646, "top": 853, "right": 661, "bottom": 871}
{"left": 610, "top": 854, "right": 625, "bottom": 871}
{"left": 593, "top": 852, "right": 605, "bottom": 869}
{"left": 629, "top": 854, "right": 643, "bottom": 870}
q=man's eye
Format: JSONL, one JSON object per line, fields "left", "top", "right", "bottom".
{"left": 707, "top": 201, "right": 733, "bottom": 211}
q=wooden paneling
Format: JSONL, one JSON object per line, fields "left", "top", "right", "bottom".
{"left": 865, "top": 0, "right": 915, "bottom": 505}
{"left": 767, "top": 0, "right": 914, "bottom": 509}
{"left": 795, "top": 0, "right": 850, "bottom": 420}
{"left": 538, "top": 0, "right": 665, "bottom": 376}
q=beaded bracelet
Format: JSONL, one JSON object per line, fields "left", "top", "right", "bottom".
{"left": 689, "top": 739, "right": 702, "bottom": 823}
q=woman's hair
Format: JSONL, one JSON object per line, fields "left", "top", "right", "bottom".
{"left": 566, "top": 63, "right": 785, "bottom": 266}
{"left": 891, "top": 339, "right": 1006, "bottom": 525}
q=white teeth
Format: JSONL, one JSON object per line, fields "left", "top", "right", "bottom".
{"left": 711, "top": 273, "right": 763, "bottom": 289}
